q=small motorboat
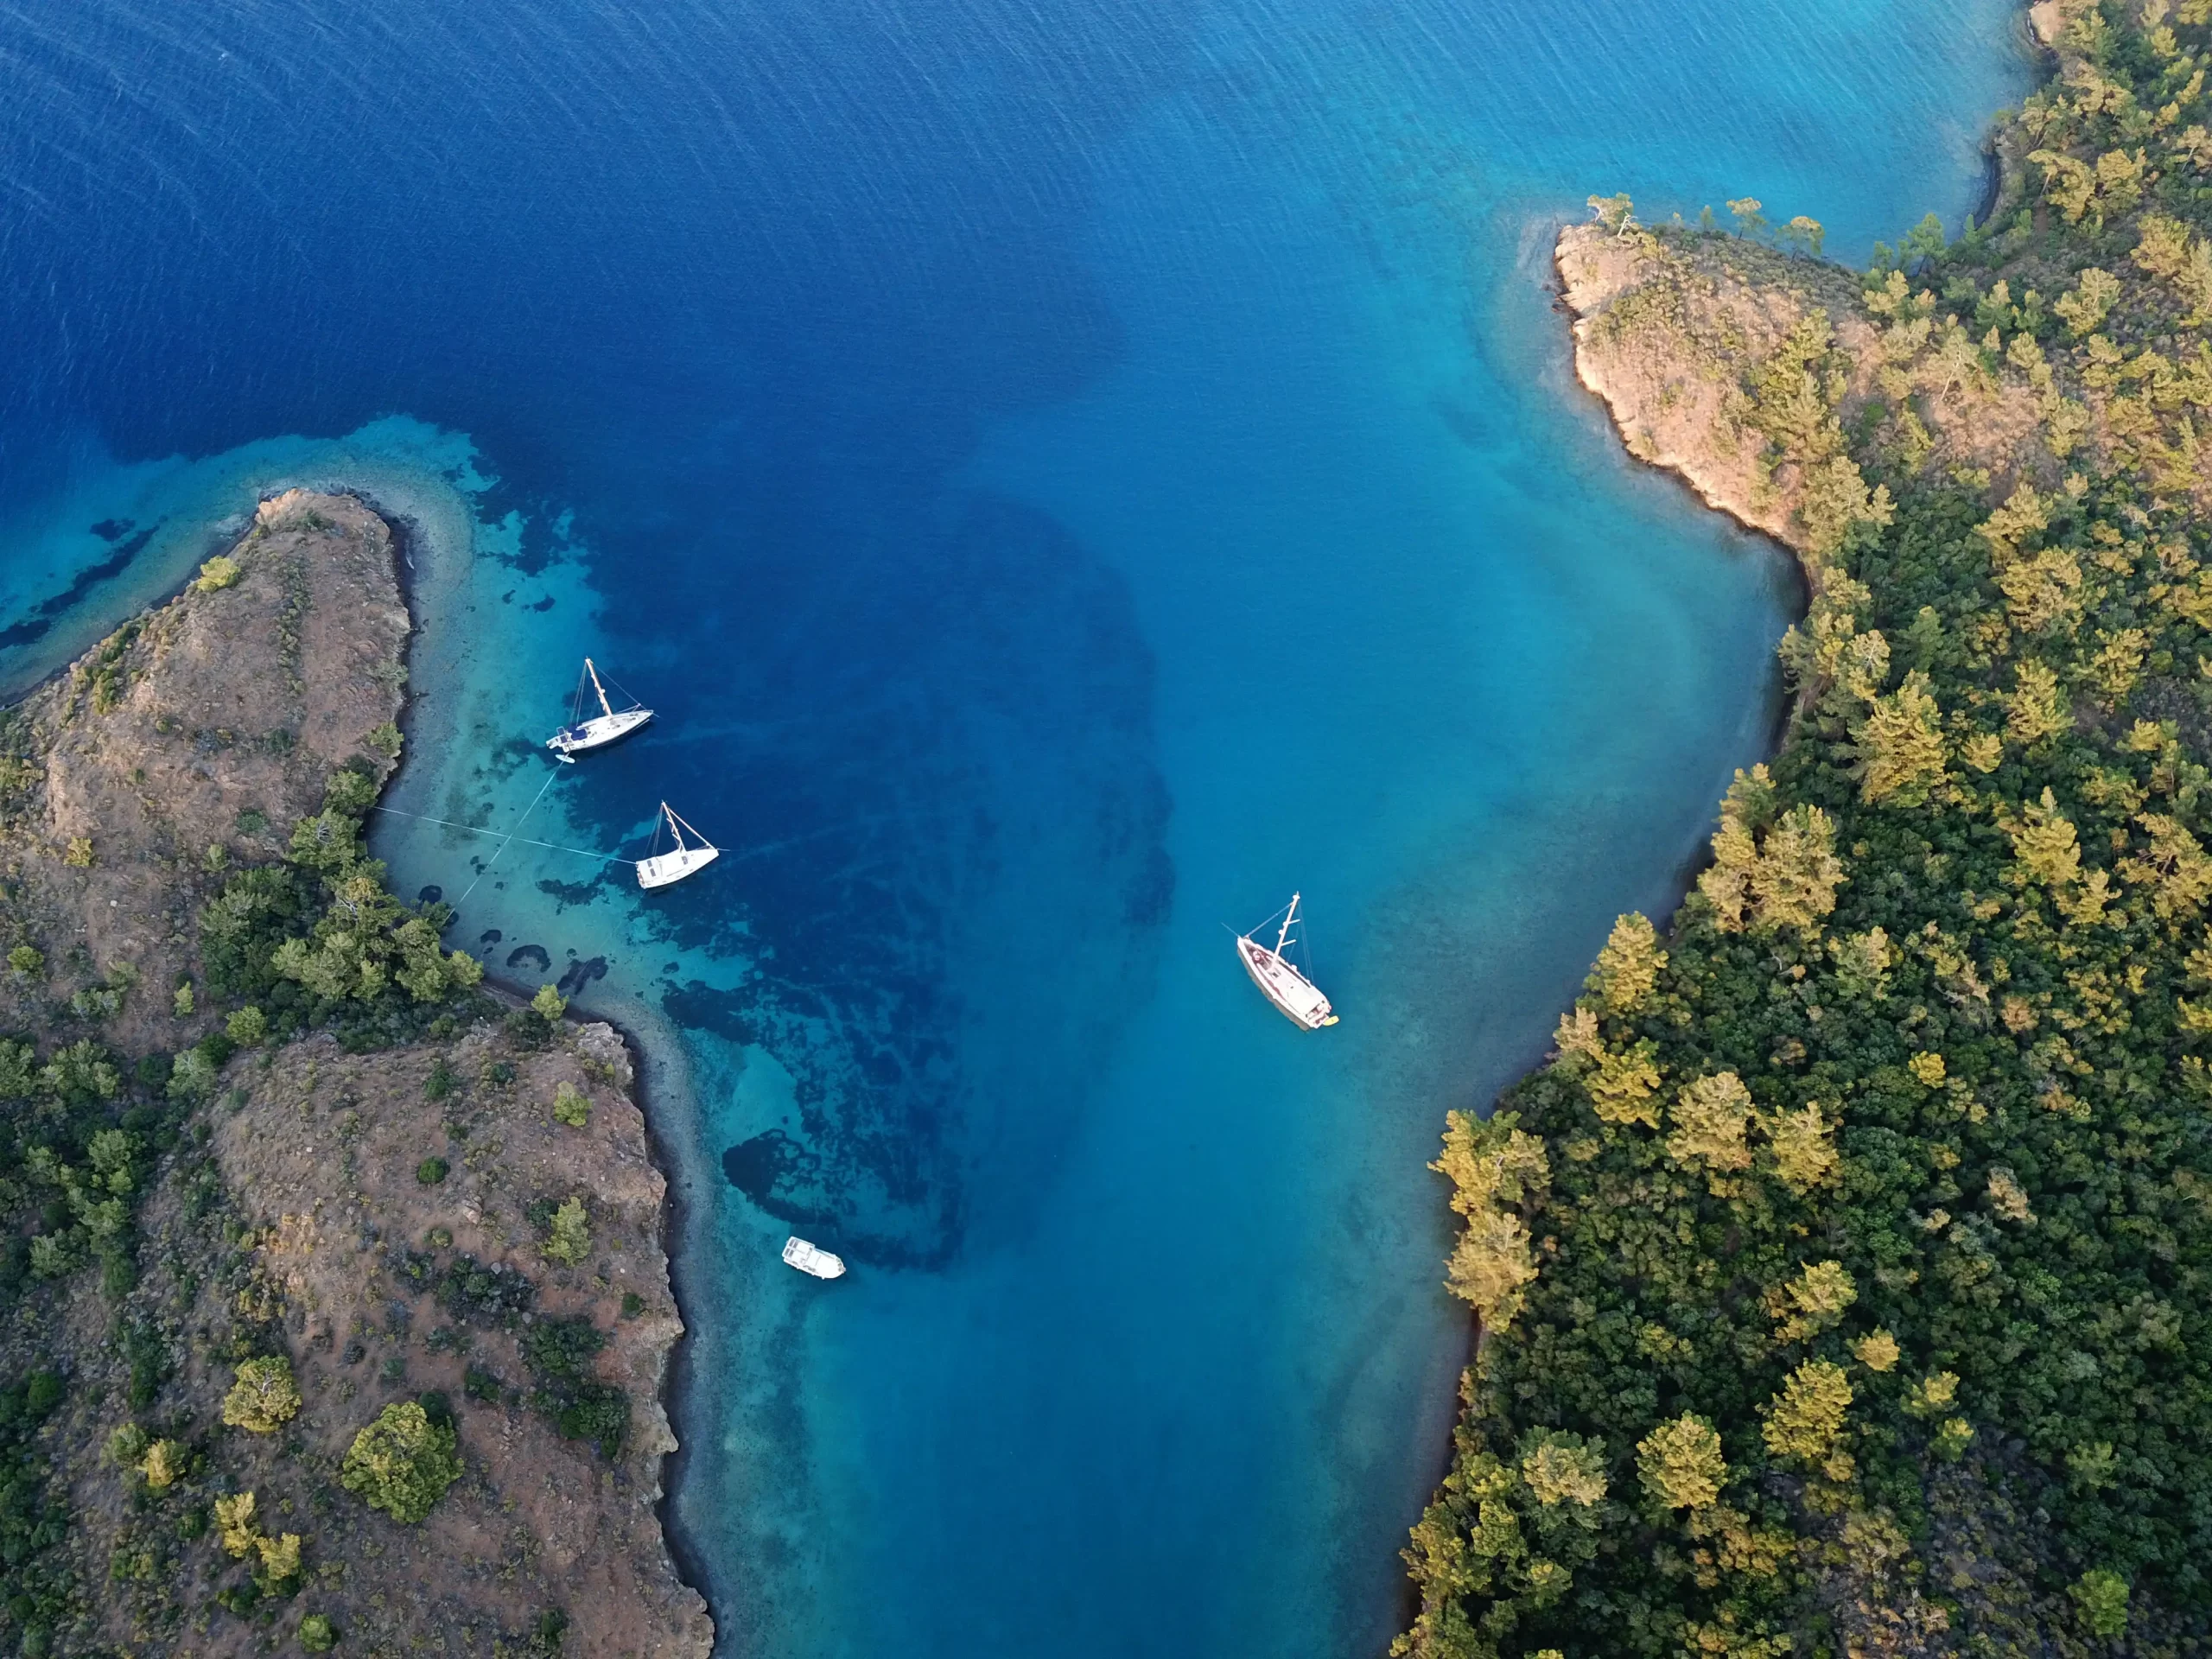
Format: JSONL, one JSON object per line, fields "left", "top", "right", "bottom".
{"left": 1236, "top": 892, "right": 1338, "bottom": 1030}
{"left": 635, "top": 802, "right": 720, "bottom": 890}
{"left": 782, "top": 1236, "right": 846, "bottom": 1279}
{"left": 546, "top": 658, "right": 652, "bottom": 761}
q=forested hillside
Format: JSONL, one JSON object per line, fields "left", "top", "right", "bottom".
{"left": 1404, "top": 2, "right": 2212, "bottom": 1653}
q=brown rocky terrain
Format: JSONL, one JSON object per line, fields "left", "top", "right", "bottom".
{"left": 78, "top": 1016, "right": 714, "bottom": 1657}
{"left": 0, "top": 491, "right": 711, "bottom": 1657}
{"left": 0, "top": 490, "right": 409, "bottom": 1056}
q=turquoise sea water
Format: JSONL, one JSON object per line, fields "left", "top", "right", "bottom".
{"left": 0, "top": 0, "right": 2029, "bottom": 1652}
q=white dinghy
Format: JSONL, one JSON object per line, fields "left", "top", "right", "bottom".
{"left": 1236, "top": 892, "right": 1338, "bottom": 1030}
{"left": 546, "top": 658, "right": 652, "bottom": 761}
{"left": 782, "top": 1236, "right": 846, "bottom": 1279}
{"left": 635, "top": 802, "right": 720, "bottom": 890}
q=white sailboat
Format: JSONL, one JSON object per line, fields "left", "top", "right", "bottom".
{"left": 1236, "top": 892, "right": 1338, "bottom": 1030}
{"left": 546, "top": 658, "right": 653, "bottom": 761}
{"left": 635, "top": 802, "right": 720, "bottom": 890}
{"left": 781, "top": 1236, "right": 847, "bottom": 1279}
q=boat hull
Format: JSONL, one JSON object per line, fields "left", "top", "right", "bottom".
{"left": 1236, "top": 936, "right": 1337, "bottom": 1029}
{"left": 782, "top": 1236, "right": 846, "bottom": 1279}
{"left": 637, "top": 845, "right": 719, "bottom": 890}
{"left": 547, "top": 707, "right": 653, "bottom": 756}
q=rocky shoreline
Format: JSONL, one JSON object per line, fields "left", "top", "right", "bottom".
{"left": 0, "top": 489, "right": 712, "bottom": 1656}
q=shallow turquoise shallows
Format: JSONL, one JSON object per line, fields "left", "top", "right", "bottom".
{"left": 0, "top": 0, "right": 2029, "bottom": 1651}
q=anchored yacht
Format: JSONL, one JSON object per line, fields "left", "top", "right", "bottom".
{"left": 547, "top": 658, "right": 652, "bottom": 761}
{"left": 635, "top": 803, "right": 720, "bottom": 890}
{"left": 1236, "top": 892, "right": 1338, "bottom": 1030}
{"left": 782, "top": 1236, "right": 846, "bottom": 1279}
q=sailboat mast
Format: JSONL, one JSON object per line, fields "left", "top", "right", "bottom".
{"left": 1275, "top": 892, "right": 1300, "bottom": 957}
{"left": 664, "top": 803, "right": 686, "bottom": 853}
{"left": 586, "top": 658, "right": 614, "bottom": 720}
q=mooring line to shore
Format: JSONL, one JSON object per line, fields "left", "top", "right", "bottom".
{"left": 451, "top": 771, "right": 557, "bottom": 906}
{"left": 375, "top": 789, "right": 880, "bottom": 887}
{"left": 430, "top": 769, "right": 607, "bottom": 908}
{"left": 370, "top": 801, "right": 636, "bottom": 867}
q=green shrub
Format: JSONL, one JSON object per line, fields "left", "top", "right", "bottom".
{"left": 197, "top": 766, "right": 481, "bottom": 1028}
{"left": 339, "top": 1402, "right": 460, "bottom": 1524}
{"left": 520, "top": 1317, "right": 627, "bottom": 1459}
{"left": 193, "top": 555, "right": 240, "bottom": 592}
{"left": 429, "top": 1254, "right": 536, "bottom": 1326}
{"left": 121, "top": 1325, "right": 166, "bottom": 1410}
{"left": 416, "top": 1157, "right": 448, "bottom": 1185}
{"left": 423, "top": 1056, "right": 458, "bottom": 1101}
{"left": 551, "top": 1082, "right": 589, "bottom": 1128}
{"left": 225, "top": 1006, "right": 267, "bottom": 1046}
{"left": 99, "top": 1248, "right": 136, "bottom": 1301}
{"left": 2072, "top": 1569, "right": 2130, "bottom": 1639}
{"left": 254, "top": 1526, "right": 302, "bottom": 1591}
{"left": 539, "top": 1197, "right": 590, "bottom": 1267}
{"left": 197, "top": 863, "right": 315, "bottom": 1001}
{"left": 531, "top": 984, "right": 566, "bottom": 1022}
{"left": 221, "top": 1356, "right": 301, "bottom": 1434}
{"left": 29, "top": 1233, "right": 78, "bottom": 1281}
{"left": 7, "top": 944, "right": 41, "bottom": 978}
{"left": 299, "top": 1611, "right": 337, "bottom": 1651}
{"left": 165, "top": 1047, "right": 217, "bottom": 1103}
{"left": 213, "top": 1490, "right": 259, "bottom": 1556}
{"left": 0, "top": 1369, "right": 70, "bottom": 1639}
{"left": 216, "top": 1580, "right": 262, "bottom": 1615}
{"left": 140, "top": 1439, "right": 187, "bottom": 1490}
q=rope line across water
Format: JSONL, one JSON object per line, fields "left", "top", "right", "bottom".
{"left": 450, "top": 767, "right": 565, "bottom": 906}
{"left": 370, "top": 801, "right": 638, "bottom": 868}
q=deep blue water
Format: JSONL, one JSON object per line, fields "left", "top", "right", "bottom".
{"left": 0, "top": 0, "right": 2028, "bottom": 1654}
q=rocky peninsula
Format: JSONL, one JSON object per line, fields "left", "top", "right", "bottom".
{"left": 1406, "top": 3, "right": 2212, "bottom": 1655}
{"left": 0, "top": 491, "right": 710, "bottom": 1656}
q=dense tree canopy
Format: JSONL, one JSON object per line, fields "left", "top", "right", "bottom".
{"left": 1407, "top": 3, "right": 2212, "bottom": 1654}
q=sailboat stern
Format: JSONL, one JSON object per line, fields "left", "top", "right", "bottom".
{"left": 1236, "top": 934, "right": 1337, "bottom": 1030}
{"left": 636, "top": 844, "right": 719, "bottom": 890}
